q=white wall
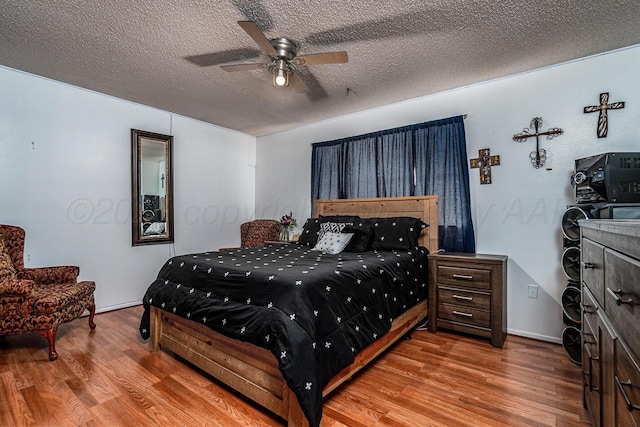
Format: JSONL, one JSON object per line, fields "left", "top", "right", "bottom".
{"left": 256, "top": 45, "right": 640, "bottom": 343}
{"left": 0, "top": 66, "right": 256, "bottom": 312}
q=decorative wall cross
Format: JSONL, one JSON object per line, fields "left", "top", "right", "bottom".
{"left": 583, "top": 92, "right": 625, "bottom": 138}
{"left": 513, "top": 117, "right": 564, "bottom": 169}
{"left": 470, "top": 148, "right": 501, "bottom": 184}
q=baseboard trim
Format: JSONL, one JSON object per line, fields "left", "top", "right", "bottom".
{"left": 507, "top": 328, "right": 562, "bottom": 345}
{"left": 87, "top": 301, "right": 142, "bottom": 315}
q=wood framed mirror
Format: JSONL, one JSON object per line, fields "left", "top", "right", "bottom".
{"left": 131, "top": 129, "right": 174, "bottom": 246}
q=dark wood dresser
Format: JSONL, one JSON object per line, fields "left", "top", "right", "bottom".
{"left": 580, "top": 220, "right": 640, "bottom": 427}
{"left": 428, "top": 252, "right": 508, "bottom": 348}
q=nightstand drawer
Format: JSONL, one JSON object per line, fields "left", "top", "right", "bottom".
{"left": 437, "top": 265, "right": 491, "bottom": 290}
{"left": 438, "top": 303, "right": 490, "bottom": 328}
{"left": 437, "top": 285, "right": 490, "bottom": 310}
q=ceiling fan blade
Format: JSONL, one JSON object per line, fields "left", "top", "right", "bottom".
{"left": 220, "top": 63, "right": 266, "bottom": 72}
{"left": 185, "top": 48, "right": 262, "bottom": 67}
{"left": 294, "top": 51, "right": 348, "bottom": 65}
{"left": 288, "top": 72, "right": 308, "bottom": 93}
{"left": 238, "top": 21, "right": 277, "bottom": 57}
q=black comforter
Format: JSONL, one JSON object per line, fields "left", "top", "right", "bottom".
{"left": 139, "top": 243, "right": 428, "bottom": 426}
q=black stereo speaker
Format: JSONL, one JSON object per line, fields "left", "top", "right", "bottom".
{"left": 142, "top": 195, "right": 161, "bottom": 223}
{"left": 559, "top": 153, "right": 640, "bottom": 365}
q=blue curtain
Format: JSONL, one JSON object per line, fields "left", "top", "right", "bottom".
{"left": 343, "top": 136, "right": 378, "bottom": 198}
{"left": 414, "top": 117, "right": 475, "bottom": 252}
{"left": 377, "top": 132, "right": 414, "bottom": 197}
{"left": 311, "top": 141, "right": 343, "bottom": 200}
{"left": 311, "top": 115, "right": 475, "bottom": 253}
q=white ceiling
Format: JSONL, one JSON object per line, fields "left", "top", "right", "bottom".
{"left": 2, "top": 0, "right": 640, "bottom": 137}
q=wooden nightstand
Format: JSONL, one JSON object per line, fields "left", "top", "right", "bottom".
{"left": 265, "top": 240, "right": 292, "bottom": 245}
{"left": 428, "top": 252, "right": 508, "bottom": 348}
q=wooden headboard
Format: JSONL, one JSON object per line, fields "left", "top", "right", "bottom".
{"left": 314, "top": 196, "right": 439, "bottom": 254}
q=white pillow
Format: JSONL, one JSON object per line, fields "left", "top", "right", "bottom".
{"left": 311, "top": 232, "right": 354, "bottom": 255}
{"left": 317, "top": 221, "right": 350, "bottom": 241}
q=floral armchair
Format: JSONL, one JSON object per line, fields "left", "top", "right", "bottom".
{"left": 0, "top": 224, "right": 96, "bottom": 361}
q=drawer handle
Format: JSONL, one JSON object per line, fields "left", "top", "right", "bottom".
{"left": 452, "top": 274, "right": 473, "bottom": 280}
{"left": 582, "top": 332, "right": 595, "bottom": 344}
{"left": 588, "top": 354, "right": 600, "bottom": 392}
{"left": 580, "top": 303, "right": 596, "bottom": 314}
{"left": 452, "top": 310, "right": 473, "bottom": 318}
{"left": 615, "top": 376, "right": 640, "bottom": 412}
{"left": 607, "top": 288, "right": 635, "bottom": 306}
{"left": 583, "top": 262, "right": 596, "bottom": 269}
{"left": 452, "top": 294, "right": 473, "bottom": 302}
{"left": 580, "top": 302, "right": 595, "bottom": 314}
{"left": 582, "top": 356, "right": 591, "bottom": 389}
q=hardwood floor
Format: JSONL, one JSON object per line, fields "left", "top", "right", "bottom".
{"left": 0, "top": 306, "right": 590, "bottom": 426}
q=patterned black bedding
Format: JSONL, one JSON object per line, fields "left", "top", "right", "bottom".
{"left": 139, "top": 243, "right": 428, "bottom": 426}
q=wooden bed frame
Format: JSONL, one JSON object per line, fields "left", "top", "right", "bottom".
{"left": 149, "top": 196, "right": 439, "bottom": 426}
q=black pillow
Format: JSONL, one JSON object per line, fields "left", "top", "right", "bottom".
{"left": 341, "top": 224, "right": 374, "bottom": 252}
{"left": 296, "top": 218, "right": 321, "bottom": 246}
{"left": 368, "top": 217, "right": 428, "bottom": 250}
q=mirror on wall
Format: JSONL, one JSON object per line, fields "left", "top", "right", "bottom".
{"left": 131, "top": 129, "right": 174, "bottom": 246}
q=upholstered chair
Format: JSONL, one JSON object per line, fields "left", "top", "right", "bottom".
{"left": 240, "top": 219, "right": 281, "bottom": 248}
{"left": 0, "top": 224, "right": 96, "bottom": 361}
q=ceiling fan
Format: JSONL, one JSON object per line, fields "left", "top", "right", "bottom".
{"left": 219, "top": 21, "right": 348, "bottom": 92}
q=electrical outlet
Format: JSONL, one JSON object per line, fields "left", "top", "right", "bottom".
{"left": 527, "top": 284, "right": 538, "bottom": 299}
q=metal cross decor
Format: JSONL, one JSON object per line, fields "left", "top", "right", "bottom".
{"left": 513, "top": 117, "right": 564, "bottom": 169}
{"left": 470, "top": 148, "right": 501, "bottom": 184}
{"left": 584, "top": 92, "right": 625, "bottom": 138}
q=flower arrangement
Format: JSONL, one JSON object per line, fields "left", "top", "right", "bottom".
{"left": 279, "top": 212, "right": 297, "bottom": 241}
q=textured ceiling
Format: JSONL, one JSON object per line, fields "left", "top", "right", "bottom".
{"left": 2, "top": 0, "right": 640, "bottom": 136}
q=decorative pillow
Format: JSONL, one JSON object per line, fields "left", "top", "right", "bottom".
{"left": 341, "top": 224, "right": 374, "bottom": 252}
{"left": 143, "top": 222, "right": 166, "bottom": 236}
{"left": 368, "top": 217, "right": 428, "bottom": 250}
{"left": 318, "top": 221, "right": 351, "bottom": 241}
{"left": 0, "top": 237, "right": 17, "bottom": 281}
{"left": 296, "top": 218, "right": 321, "bottom": 246}
{"left": 311, "top": 232, "right": 354, "bottom": 255}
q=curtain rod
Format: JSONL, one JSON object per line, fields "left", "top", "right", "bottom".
{"left": 310, "top": 114, "right": 468, "bottom": 146}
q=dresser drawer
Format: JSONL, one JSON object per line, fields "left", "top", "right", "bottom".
{"left": 605, "top": 249, "right": 640, "bottom": 358}
{"left": 582, "top": 238, "right": 605, "bottom": 306}
{"left": 437, "top": 265, "right": 491, "bottom": 290}
{"left": 582, "top": 285, "right": 599, "bottom": 342}
{"left": 438, "top": 303, "right": 490, "bottom": 328}
{"left": 583, "top": 339, "right": 601, "bottom": 426}
{"left": 582, "top": 298, "right": 599, "bottom": 397}
{"left": 582, "top": 310, "right": 597, "bottom": 349}
{"left": 614, "top": 340, "right": 640, "bottom": 426}
{"left": 437, "top": 285, "right": 490, "bottom": 310}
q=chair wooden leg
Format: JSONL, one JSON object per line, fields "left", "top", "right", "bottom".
{"left": 38, "top": 328, "right": 58, "bottom": 361}
{"left": 88, "top": 303, "right": 96, "bottom": 330}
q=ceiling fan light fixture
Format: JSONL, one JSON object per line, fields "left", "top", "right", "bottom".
{"left": 275, "top": 68, "right": 287, "bottom": 86}
{"left": 273, "top": 59, "right": 289, "bottom": 87}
